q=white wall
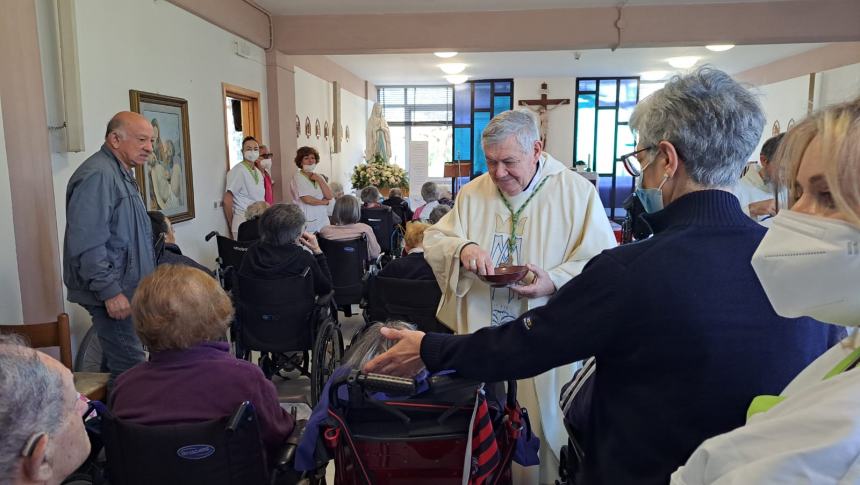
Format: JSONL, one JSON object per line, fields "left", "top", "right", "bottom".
{"left": 36, "top": 0, "right": 268, "bottom": 348}
{"left": 751, "top": 62, "right": 860, "bottom": 156}
{"left": 513, "top": 78, "right": 575, "bottom": 168}
{"left": 293, "top": 67, "right": 368, "bottom": 194}
{"left": 0, "top": 95, "right": 24, "bottom": 323}
{"left": 817, "top": 62, "right": 860, "bottom": 108}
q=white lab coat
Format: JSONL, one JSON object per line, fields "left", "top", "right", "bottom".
{"left": 671, "top": 337, "right": 860, "bottom": 484}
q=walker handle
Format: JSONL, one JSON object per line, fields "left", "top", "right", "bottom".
{"left": 358, "top": 373, "right": 417, "bottom": 395}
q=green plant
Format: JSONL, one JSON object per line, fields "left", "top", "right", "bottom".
{"left": 351, "top": 155, "right": 409, "bottom": 189}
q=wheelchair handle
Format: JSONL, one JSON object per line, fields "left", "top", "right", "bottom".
{"left": 357, "top": 373, "right": 417, "bottom": 395}
{"left": 205, "top": 231, "right": 219, "bottom": 242}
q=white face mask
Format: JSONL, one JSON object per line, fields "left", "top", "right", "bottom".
{"left": 751, "top": 210, "right": 860, "bottom": 327}
{"left": 243, "top": 149, "right": 259, "bottom": 162}
{"left": 302, "top": 163, "right": 316, "bottom": 173}
{"left": 260, "top": 159, "right": 272, "bottom": 171}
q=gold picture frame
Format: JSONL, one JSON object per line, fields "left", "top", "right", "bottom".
{"left": 129, "top": 90, "right": 195, "bottom": 223}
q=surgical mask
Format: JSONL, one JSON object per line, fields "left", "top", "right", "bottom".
{"left": 260, "top": 159, "right": 272, "bottom": 171}
{"left": 634, "top": 161, "right": 669, "bottom": 214}
{"left": 751, "top": 210, "right": 860, "bottom": 327}
{"left": 302, "top": 163, "right": 317, "bottom": 173}
{"left": 243, "top": 150, "right": 259, "bottom": 162}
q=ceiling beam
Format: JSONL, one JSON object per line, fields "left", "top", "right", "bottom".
{"left": 167, "top": 0, "right": 272, "bottom": 49}
{"left": 272, "top": 0, "right": 860, "bottom": 54}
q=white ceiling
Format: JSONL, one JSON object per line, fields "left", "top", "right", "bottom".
{"left": 255, "top": 0, "right": 799, "bottom": 16}
{"left": 327, "top": 43, "right": 825, "bottom": 85}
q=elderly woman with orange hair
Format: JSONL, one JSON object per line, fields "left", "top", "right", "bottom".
{"left": 291, "top": 146, "right": 333, "bottom": 233}
{"left": 110, "top": 264, "right": 295, "bottom": 467}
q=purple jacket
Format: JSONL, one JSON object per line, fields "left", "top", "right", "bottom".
{"left": 110, "top": 341, "right": 294, "bottom": 465}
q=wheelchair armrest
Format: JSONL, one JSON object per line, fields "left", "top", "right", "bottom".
{"left": 274, "top": 419, "right": 308, "bottom": 472}
{"left": 315, "top": 291, "right": 335, "bottom": 307}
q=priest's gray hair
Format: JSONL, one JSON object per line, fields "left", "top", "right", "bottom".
{"left": 343, "top": 321, "right": 422, "bottom": 373}
{"left": 259, "top": 203, "right": 305, "bottom": 246}
{"left": 0, "top": 334, "right": 65, "bottom": 482}
{"left": 482, "top": 109, "right": 540, "bottom": 154}
{"left": 629, "top": 66, "right": 765, "bottom": 188}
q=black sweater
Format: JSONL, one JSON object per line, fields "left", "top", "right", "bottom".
{"left": 238, "top": 242, "right": 332, "bottom": 297}
{"left": 421, "top": 190, "right": 844, "bottom": 485}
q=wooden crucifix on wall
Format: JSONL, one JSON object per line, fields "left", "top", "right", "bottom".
{"left": 518, "top": 82, "right": 570, "bottom": 147}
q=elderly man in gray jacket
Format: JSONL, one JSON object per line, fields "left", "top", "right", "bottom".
{"left": 64, "top": 111, "right": 156, "bottom": 381}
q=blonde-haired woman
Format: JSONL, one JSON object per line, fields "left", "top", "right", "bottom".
{"left": 110, "top": 264, "right": 295, "bottom": 469}
{"left": 673, "top": 97, "right": 860, "bottom": 483}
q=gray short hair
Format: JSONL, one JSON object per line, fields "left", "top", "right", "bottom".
{"left": 342, "top": 321, "right": 419, "bottom": 371}
{"left": 329, "top": 182, "right": 344, "bottom": 198}
{"left": 0, "top": 335, "right": 65, "bottom": 482}
{"left": 244, "top": 201, "right": 270, "bottom": 220}
{"left": 420, "top": 182, "right": 439, "bottom": 202}
{"left": 389, "top": 187, "right": 402, "bottom": 198}
{"left": 428, "top": 205, "right": 450, "bottom": 224}
{"left": 481, "top": 109, "right": 540, "bottom": 154}
{"left": 360, "top": 186, "right": 380, "bottom": 205}
{"left": 259, "top": 204, "right": 305, "bottom": 246}
{"left": 629, "top": 66, "right": 765, "bottom": 188}
{"left": 333, "top": 195, "right": 361, "bottom": 225}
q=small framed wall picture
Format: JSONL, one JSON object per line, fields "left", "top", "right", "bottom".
{"left": 296, "top": 115, "right": 301, "bottom": 138}
{"left": 305, "top": 116, "right": 311, "bottom": 138}
{"left": 315, "top": 119, "right": 321, "bottom": 139}
{"left": 324, "top": 120, "right": 330, "bottom": 140}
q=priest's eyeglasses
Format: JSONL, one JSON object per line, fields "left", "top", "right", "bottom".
{"left": 617, "top": 146, "right": 654, "bottom": 177}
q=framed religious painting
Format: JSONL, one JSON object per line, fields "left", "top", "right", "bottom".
{"left": 296, "top": 115, "right": 301, "bottom": 138}
{"left": 129, "top": 90, "right": 195, "bottom": 223}
{"left": 324, "top": 120, "right": 330, "bottom": 140}
{"left": 315, "top": 119, "right": 321, "bottom": 139}
{"left": 305, "top": 116, "right": 311, "bottom": 138}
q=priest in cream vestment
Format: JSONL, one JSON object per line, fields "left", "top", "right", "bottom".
{"left": 423, "top": 110, "right": 617, "bottom": 482}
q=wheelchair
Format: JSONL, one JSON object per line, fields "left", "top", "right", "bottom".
{"left": 360, "top": 207, "right": 403, "bottom": 261}
{"left": 318, "top": 234, "right": 378, "bottom": 317}
{"left": 233, "top": 271, "right": 344, "bottom": 406}
{"left": 99, "top": 400, "right": 304, "bottom": 485}
{"left": 302, "top": 370, "right": 528, "bottom": 485}
{"left": 204, "top": 230, "right": 255, "bottom": 290}
{"left": 367, "top": 276, "right": 452, "bottom": 335}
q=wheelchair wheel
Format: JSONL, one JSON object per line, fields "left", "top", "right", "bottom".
{"left": 75, "top": 326, "right": 105, "bottom": 372}
{"left": 311, "top": 319, "right": 343, "bottom": 406}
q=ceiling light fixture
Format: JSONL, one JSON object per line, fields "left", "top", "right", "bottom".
{"left": 706, "top": 44, "right": 735, "bottom": 52}
{"left": 439, "top": 63, "right": 467, "bottom": 74}
{"left": 667, "top": 56, "right": 700, "bottom": 69}
{"left": 445, "top": 74, "right": 469, "bottom": 84}
{"left": 640, "top": 71, "right": 670, "bottom": 81}
{"left": 434, "top": 52, "right": 458, "bottom": 58}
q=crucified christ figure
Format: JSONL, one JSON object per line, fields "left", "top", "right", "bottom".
{"left": 518, "top": 82, "right": 569, "bottom": 147}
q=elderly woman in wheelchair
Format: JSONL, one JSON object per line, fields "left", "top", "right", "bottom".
{"left": 109, "top": 264, "right": 296, "bottom": 471}
{"left": 295, "top": 321, "right": 539, "bottom": 484}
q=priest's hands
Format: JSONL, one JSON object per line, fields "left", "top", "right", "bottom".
{"left": 363, "top": 327, "right": 427, "bottom": 377}
{"left": 460, "top": 243, "right": 495, "bottom": 276}
{"left": 511, "top": 263, "right": 556, "bottom": 298}
{"left": 749, "top": 199, "right": 777, "bottom": 218}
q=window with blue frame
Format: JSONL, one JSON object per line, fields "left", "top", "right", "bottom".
{"left": 573, "top": 77, "right": 640, "bottom": 220}
{"left": 451, "top": 80, "right": 514, "bottom": 184}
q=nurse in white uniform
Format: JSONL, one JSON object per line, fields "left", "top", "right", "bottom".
{"left": 673, "top": 97, "right": 860, "bottom": 484}
{"left": 292, "top": 146, "right": 333, "bottom": 234}
{"left": 223, "top": 136, "right": 266, "bottom": 238}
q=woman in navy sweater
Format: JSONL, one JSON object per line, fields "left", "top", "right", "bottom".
{"left": 365, "top": 67, "right": 844, "bottom": 485}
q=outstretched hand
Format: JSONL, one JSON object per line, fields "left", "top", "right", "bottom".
{"left": 363, "top": 327, "right": 427, "bottom": 378}
{"left": 510, "top": 263, "right": 556, "bottom": 298}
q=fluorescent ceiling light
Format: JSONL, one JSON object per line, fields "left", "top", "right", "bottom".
{"left": 445, "top": 74, "right": 469, "bottom": 84}
{"left": 667, "top": 56, "right": 700, "bottom": 69}
{"left": 706, "top": 44, "right": 735, "bottom": 52}
{"left": 434, "top": 52, "right": 458, "bottom": 58}
{"left": 640, "top": 70, "right": 669, "bottom": 81}
{"left": 439, "top": 63, "right": 467, "bottom": 74}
